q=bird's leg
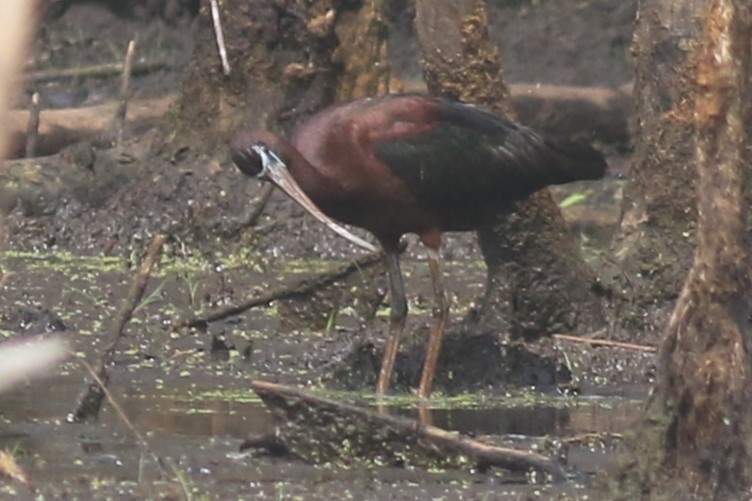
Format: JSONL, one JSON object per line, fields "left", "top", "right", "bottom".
{"left": 376, "top": 251, "right": 407, "bottom": 395}
{"left": 417, "top": 247, "right": 449, "bottom": 398}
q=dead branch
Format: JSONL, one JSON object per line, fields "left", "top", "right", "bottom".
{"left": 68, "top": 234, "right": 166, "bottom": 422}
{"left": 25, "top": 92, "right": 39, "bottom": 158}
{"left": 114, "top": 40, "right": 137, "bottom": 146}
{"left": 552, "top": 334, "right": 656, "bottom": 352}
{"left": 22, "top": 59, "right": 170, "bottom": 83}
{"left": 250, "top": 380, "right": 567, "bottom": 481}
{"left": 74, "top": 354, "right": 171, "bottom": 475}
{"left": 5, "top": 83, "right": 628, "bottom": 160}
{"left": 173, "top": 249, "right": 385, "bottom": 329}
{"left": 5, "top": 95, "right": 174, "bottom": 158}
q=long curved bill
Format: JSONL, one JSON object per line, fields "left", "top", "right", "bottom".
{"left": 253, "top": 146, "right": 378, "bottom": 253}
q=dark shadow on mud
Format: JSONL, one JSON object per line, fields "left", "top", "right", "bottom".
{"left": 328, "top": 331, "right": 571, "bottom": 394}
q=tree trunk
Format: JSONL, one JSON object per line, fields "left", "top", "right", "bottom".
{"left": 609, "top": 0, "right": 707, "bottom": 335}
{"left": 161, "top": 0, "right": 389, "bottom": 152}
{"left": 415, "top": 0, "right": 605, "bottom": 340}
{"left": 332, "top": 0, "right": 391, "bottom": 99}
{"left": 617, "top": 0, "right": 752, "bottom": 496}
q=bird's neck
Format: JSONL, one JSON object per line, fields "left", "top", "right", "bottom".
{"left": 283, "top": 146, "right": 341, "bottom": 207}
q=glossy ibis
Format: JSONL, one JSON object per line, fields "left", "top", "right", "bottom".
{"left": 230, "top": 93, "right": 607, "bottom": 398}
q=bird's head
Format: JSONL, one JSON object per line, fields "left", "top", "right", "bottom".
{"left": 230, "top": 129, "right": 285, "bottom": 180}
{"left": 228, "top": 128, "right": 378, "bottom": 253}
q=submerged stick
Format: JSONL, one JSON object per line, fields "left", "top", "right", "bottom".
{"left": 250, "top": 380, "right": 567, "bottom": 481}
{"left": 75, "top": 355, "right": 170, "bottom": 475}
{"left": 68, "top": 234, "right": 166, "bottom": 423}
{"left": 173, "top": 249, "right": 386, "bottom": 329}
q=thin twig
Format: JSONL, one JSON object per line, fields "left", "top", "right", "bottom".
{"left": 74, "top": 355, "right": 169, "bottom": 473}
{"left": 173, "top": 249, "right": 386, "bottom": 330}
{"left": 75, "top": 354, "right": 192, "bottom": 499}
{"left": 240, "top": 184, "right": 274, "bottom": 230}
{"left": 210, "top": 0, "right": 231, "bottom": 75}
{"left": 166, "top": 348, "right": 200, "bottom": 361}
{"left": 68, "top": 234, "right": 167, "bottom": 422}
{"left": 22, "top": 60, "right": 169, "bottom": 83}
{"left": 114, "top": 40, "right": 136, "bottom": 146}
{"left": 25, "top": 92, "right": 39, "bottom": 158}
{"left": 553, "top": 333, "right": 656, "bottom": 352}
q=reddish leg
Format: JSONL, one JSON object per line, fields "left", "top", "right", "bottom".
{"left": 376, "top": 251, "right": 408, "bottom": 395}
{"left": 417, "top": 247, "right": 449, "bottom": 398}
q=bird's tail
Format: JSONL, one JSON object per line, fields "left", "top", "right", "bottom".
{"left": 538, "top": 135, "right": 608, "bottom": 184}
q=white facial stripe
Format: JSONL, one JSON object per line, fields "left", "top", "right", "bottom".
{"left": 250, "top": 145, "right": 270, "bottom": 178}
{"left": 250, "top": 145, "right": 287, "bottom": 179}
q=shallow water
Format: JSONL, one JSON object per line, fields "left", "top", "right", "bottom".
{"left": 0, "top": 247, "right": 646, "bottom": 498}
{"left": 0, "top": 374, "right": 644, "bottom": 497}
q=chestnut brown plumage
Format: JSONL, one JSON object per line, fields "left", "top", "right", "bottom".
{"left": 230, "top": 93, "right": 607, "bottom": 398}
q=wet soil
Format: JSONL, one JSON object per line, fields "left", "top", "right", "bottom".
{"left": 0, "top": 0, "right": 650, "bottom": 498}
{"left": 1, "top": 373, "right": 642, "bottom": 499}
{"left": 0, "top": 246, "right": 648, "bottom": 498}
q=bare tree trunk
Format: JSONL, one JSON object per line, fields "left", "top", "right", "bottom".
{"left": 415, "top": 0, "right": 605, "bottom": 340}
{"left": 162, "top": 0, "right": 389, "bottom": 151}
{"left": 617, "top": 0, "right": 752, "bottom": 496}
{"left": 333, "top": 0, "right": 391, "bottom": 99}
{"left": 609, "top": 0, "right": 707, "bottom": 335}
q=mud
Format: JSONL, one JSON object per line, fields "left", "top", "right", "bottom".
{"left": 1, "top": 241, "right": 647, "bottom": 497}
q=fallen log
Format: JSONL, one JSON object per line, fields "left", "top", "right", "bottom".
{"left": 397, "top": 81, "right": 633, "bottom": 147}
{"left": 249, "top": 380, "right": 567, "bottom": 481}
{"left": 4, "top": 83, "right": 629, "bottom": 161}
{"left": 510, "top": 83, "right": 632, "bottom": 146}
{"left": 4, "top": 95, "right": 174, "bottom": 158}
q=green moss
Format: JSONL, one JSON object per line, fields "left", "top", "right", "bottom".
{"left": 1, "top": 249, "right": 125, "bottom": 273}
